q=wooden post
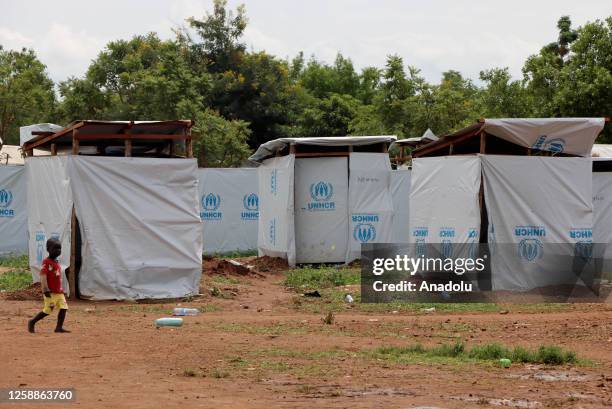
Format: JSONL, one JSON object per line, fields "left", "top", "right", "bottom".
{"left": 186, "top": 127, "right": 193, "bottom": 158}
{"left": 124, "top": 139, "right": 132, "bottom": 157}
{"left": 50, "top": 143, "right": 57, "bottom": 156}
{"left": 478, "top": 130, "right": 486, "bottom": 244}
{"left": 449, "top": 143, "right": 454, "bottom": 155}
{"left": 169, "top": 139, "right": 176, "bottom": 157}
{"left": 69, "top": 207, "right": 77, "bottom": 300}
{"left": 381, "top": 143, "right": 388, "bottom": 153}
{"left": 72, "top": 129, "right": 79, "bottom": 155}
{"left": 289, "top": 143, "right": 296, "bottom": 154}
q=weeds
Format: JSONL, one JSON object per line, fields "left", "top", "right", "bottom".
{"left": 0, "top": 254, "right": 29, "bottom": 270}
{"left": 284, "top": 266, "right": 360, "bottom": 290}
{"left": 0, "top": 271, "right": 32, "bottom": 292}
{"left": 371, "top": 342, "right": 580, "bottom": 365}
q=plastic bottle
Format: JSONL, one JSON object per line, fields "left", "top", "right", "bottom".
{"left": 155, "top": 317, "right": 183, "bottom": 327}
{"left": 499, "top": 358, "right": 511, "bottom": 368}
{"left": 173, "top": 308, "right": 199, "bottom": 316}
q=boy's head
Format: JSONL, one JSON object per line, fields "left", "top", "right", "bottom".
{"left": 46, "top": 238, "right": 61, "bottom": 260}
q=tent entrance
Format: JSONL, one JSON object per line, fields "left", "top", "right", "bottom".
{"left": 294, "top": 157, "right": 348, "bottom": 263}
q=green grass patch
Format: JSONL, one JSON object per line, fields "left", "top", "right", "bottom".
{"left": 0, "top": 254, "right": 29, "bottom": 270}
{"left": 370, "top": 342, "right": 581, "bottom": 366}
{"left": 204, "top": 250, "right": 258, "bottom": 259}
{"left": 284, "top": 266, "right": 360, "bottom": 290}
{"left": 211, "top": 275, "right": 243, "bottom": 285}
{"left": 0, "top": 271, "right": 32, "bottom": 292}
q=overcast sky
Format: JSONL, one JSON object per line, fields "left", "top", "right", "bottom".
{"left": 0, "top": 0, "right": 609, "bottom": 84}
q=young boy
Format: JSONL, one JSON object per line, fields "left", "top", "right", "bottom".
{"left": 28, "top": 238, "right": 70, "bottom": 333}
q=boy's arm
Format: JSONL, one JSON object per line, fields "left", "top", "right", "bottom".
{"left": 40, "top": 271, "right": 50, "bottom": 297}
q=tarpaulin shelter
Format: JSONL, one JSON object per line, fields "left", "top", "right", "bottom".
{"left": 0, "top": 164, "right": 27, "bottom": 255}
{"left": 592, "top": 149, "right": 612, "bottom": 280}
{"left": 22, "top": 120, "right": 202, "bottom": 300}
{"left": 197, "top": 168, "right": 258, "bottom": 254}
{"left": 249, "top": 136, "right": 396, "bottom": 266}
{"left": 409, "top": 118, "right": 607, "bottom": 291}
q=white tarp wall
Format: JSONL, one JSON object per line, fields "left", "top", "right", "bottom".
{"left": 390, "top": 169, "right": 411, "bottom": 243}
{"left": 295, "top": 157, "right": 348, "bottom": 264}
{"left": 198, "top": 168, "right": 258, "bottom": 254}
{"left": 26, "top": 157, "right": 72, "bottom": 294}
{"left": 409, "top": 156, "right": 481, "bottom": 258}
{"left": 346, "top": 153, "right": 394, "bottom": 262}
{"left": 258, "top": 155, "right": 296, "bottom": 265}
{"left": 593, "top": 171, "right": 612, "bottom": 274}
{"left": 67, "top": 157, "right": 202, "bottom": 300}
{"left": 0, "top": 166, "right": 28, "bottom": 255}
{"left": 482, "top": 156, "right": 593, "bottom": 291}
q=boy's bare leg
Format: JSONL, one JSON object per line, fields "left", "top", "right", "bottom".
{"left": 55, "top": 309, "right": 70, "bottom": 333}
{"left": 28, "top": 312, "right": 49, "bottom": 333}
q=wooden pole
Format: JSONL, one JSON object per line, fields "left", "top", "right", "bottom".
{"left": 186, "top": 127, "right": 193, "bottom": 158}
{"left": 50, "top": 143, "right": 57, "bottom": 156}
{"left": 72, "top": 129, "right": 79, "bottom": 155}
{"left": 69, "top": 207, "right": 77, "bottom": 300}
{"left": 169, "top": 139, "right": 176, "bottom": 157}
{"left": 124, "top": 122, "right": 132, "bottom": 157}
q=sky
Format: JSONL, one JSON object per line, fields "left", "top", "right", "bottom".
{"left": 0, "top": 0, "right": 609, "bottom": 84}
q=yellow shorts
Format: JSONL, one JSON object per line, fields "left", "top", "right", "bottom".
{"left": 42, "top": 293, "right": 68, "bottom": 314}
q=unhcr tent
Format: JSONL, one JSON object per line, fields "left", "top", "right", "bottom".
{"left": 23, "top": 120, "right": 202, "bottom": 300}
{"left": 249, "top": 136, "right": 396, "bottom": 266}
{"left": 409, "top": 118, "right": 606, "bottom": 292}
{"left": 198, "top": 168, "right": 258, "bottom": 254}
{"left": 0, "top": 165, "right": 28, "bottom": 255}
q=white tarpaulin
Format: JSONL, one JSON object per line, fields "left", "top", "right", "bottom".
{"left": 67, "top": 157, "right": 202, "bottom": 300}
{"left": 482, "top": 155, "right": 593, "bottom": 291}
{"left": 593, "top": 172, "right": 612, "bottom": 273}
{"left": 409, "top": 156, "right": 481, "bottom": 258}
{"left": 0, "top": 166, "right": 28, "bottom": 255}
{"left": 258, "top": 155, "right": 296, "bottom": 265}
{"left": 198, "top": 168, "right": 258, "bottom": 254}
{"left": 391, "top": 170, "right": 411, "bottom": 243}
{"left": 295, "top": 157, "right": 348, "bottom": 264}
{"left": 484, "top": 118, "right": 605, "bottom": 157}
{"left": 26, "top": 157, "right": 72, "bottom": 294}
{"left": 346, "top": 153, "right": 394, "bottom": 262}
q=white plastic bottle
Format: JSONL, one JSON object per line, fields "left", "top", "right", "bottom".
{"left": 172, "top": 308, "right": 199, "bottom": 316}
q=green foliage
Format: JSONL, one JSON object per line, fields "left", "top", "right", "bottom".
{"left": 0, "top": 271, "right": 32, "bottom": 292}
{"left": 0, "top": 254, "right": 29, "bottom": 269}
{"left": 284, "top": 266, "right": 360, "bottom": 289}
{"left": 372, "top": 342, "right": 581, "bottom": 365}
{"left": 0, "top": 47, "right": 55, "bottom": 144}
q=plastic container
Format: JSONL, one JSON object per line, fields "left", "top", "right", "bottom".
{"left": 155, "top": 317, "right": 183, "bottom": 327}
{"left": 499, "top": 358, "right": 511, "bottom": 368}
{"left": 173, "top": 308, "right": 199, "bottom": 316}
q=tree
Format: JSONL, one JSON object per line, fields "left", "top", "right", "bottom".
{"left": 186, "top": 0, "right": 247, "bottom": 74}
{"left": 478, "top": 68, "right": 531, "bottom": 118}
{"left": 375, "top": 55, "right": 414, "bottom": 136}
{"left": 0, "top": 47, "right": 55, "bottom": 145}
{"left": 296, "top": 93, "right": 361, "bottom": 137}
{"left": 428, "top": 70, "right": 479, "bottom": 134}
{"left": 192, "top": 108, "right": 251, "bottom": 167}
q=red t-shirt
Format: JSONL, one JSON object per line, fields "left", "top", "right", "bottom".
{"left": 41, "top": 258, "right": 64, "bottom": 294}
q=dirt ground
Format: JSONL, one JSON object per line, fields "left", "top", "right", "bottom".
{"left": 0, "top": 258, "right": 611, "bottom": 409}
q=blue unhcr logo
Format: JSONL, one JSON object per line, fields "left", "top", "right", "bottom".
{"left": 518, "top": 238, "right": 543, "bottom": 262}
{"left": 514, "top": 225, "right": 546, "bottom": 237}
{"left": 200, "top": 193, "right": 222, "bottom": 220}
{"left": 467, "top": 228, "right": 478, "bottom": 259}
{"left": 441, "top": 239, "right": 453, "bottom": 259}
{"left": 241, "top": 193, "right": 259, "bottom": 221}
{"left": 307, "top": 181, "right": 335, "bottom": 211}
{"left": 532, "top": 135, "right": 565, "bottom": 153}
{"left": 569, "top": 228, "right": 592, "bottom": 240}
{"left": 354, "top": 223, "right": 376, "bottom": 243}
{"left": 268, "top": 219, "right": 276, "bottom": 246}
{"left": 574, "top": 241, "right": 593, "bottom": 262}
{"left": 416, "top": 238, "right": 427, "bottom": 258}
{"left": 0, "top": 188, "right": 14, "bottom": 218}
{"left": 35, "top": 231, "right": 46, "bottom": 264}
{"left": 412, "top": 227, "right": 428, "bottom": 238}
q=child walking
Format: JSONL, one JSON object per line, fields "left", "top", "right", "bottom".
{"left": 28, "top": 238, "right": 70, "bottom": 333}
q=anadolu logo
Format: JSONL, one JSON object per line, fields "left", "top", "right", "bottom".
{"left": 200, "top": 193, "right": 222, "bottom": 220}
{"left": 574, "top": 241, "right": 593, "bottom": 262}
{"left": 353, "top": 223, "right": 376, "bottom": 243}
{"left": 518, "top": 238, "right": 543, "bottom": 262}
{"left": 307, "top": 181, "right": 335, "bottom": 211}
{"left": 241, "top": 193, "right": 259, "bottom": 221}
{"left": 0, "top": 188, "right": 14, "bottom": 218}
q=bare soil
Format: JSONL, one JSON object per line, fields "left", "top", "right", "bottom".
{"left": 0, "top": 258, "right": 611, "bottom": 408}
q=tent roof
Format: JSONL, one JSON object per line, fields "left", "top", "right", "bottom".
{"left": 0, "top": 145, "right": 24, "bottom": 165}
{"left": 22, "top": 120, "right": 193, "bottom": 152}
{"left": 393, "top": 128, "right": 438, "bottom": 147}
{"left": 413, "top": 118, "right": 606, "bottom": 157}
{"left": 249, "top": 135, "right": 397, "bottom": 162}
